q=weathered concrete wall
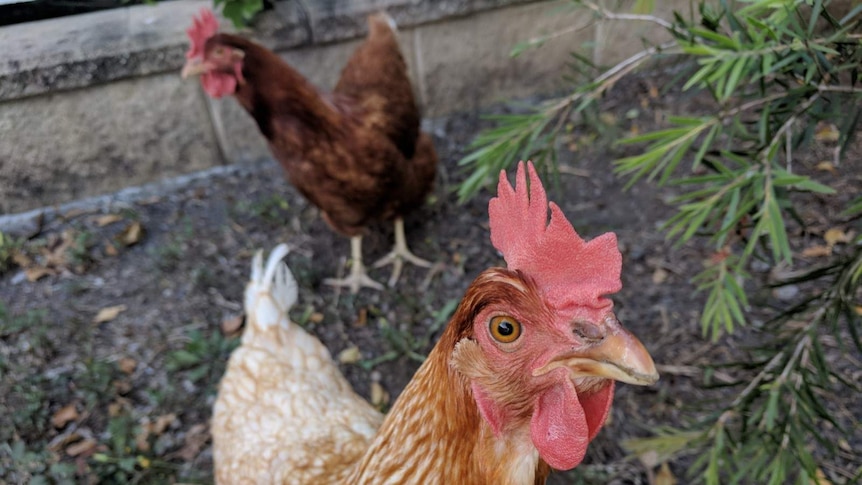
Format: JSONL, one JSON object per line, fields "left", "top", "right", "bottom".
{"left": 0, "top": 0, "right": 677, "bottom": 214}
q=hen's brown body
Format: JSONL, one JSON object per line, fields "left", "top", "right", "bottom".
{"left": 213, "top": 15, "right": 435, "bottom": 237}
{"left": 186, "top": 13, "right": 437, "bottom": 292}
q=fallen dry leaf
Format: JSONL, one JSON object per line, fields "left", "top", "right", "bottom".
{"left": 824, "top": 227, "right": 852, "bottom": 246}
{"left": 599, "top": 112, "right": 618, "bottom": 125}
{"left": 637, "top": 449, "right": 660, "bottom": 469}
{"left": 104, "top": 242, "right": 119, "bottom": 257}
{"left": 135, "top": 426, "right": 152, "bottom": 452}
{"left": 42, "top": 229, "right": 75, "bottom": 268}
{"left": 108, "top": 397, "right": 132, "bottom": 417}
{"left": 95, "top": 214, "right": 123, "bottom": 227}
{"left": 354, "top": 308, "right": 367, "bottom": 327}
{"left": 337, "top": 346, "right": 362, "bottom": 364}
{"left": 113, "top": 379, "right": 132, "bottom": 395}
{"left": 801, "top": 245, "right": 832, "bottom": 258}
{"left": 814, "top": 468, "right": 832, "bottom": 485}
{"left": 118, "top": 357, "right": 137, "bottom": 375}
{"left": 48, "top": 432, "right": 84, "bottom": 453}
{"left": 25, "top": 267, "right": 53, "bottom": 282}
{"left": 815, "top": 161, "right": 837, "bottom": 174}
{"left": 652, "top": 268, "right": 669, "bottom": 285}
{"left": 152, "top": 413, "right": 178, "bottom": 435}
{"left": 656, "top": 462, "right": 678, "bottom": 485}
{"left": 370, "top": 381, "right": 389, "bottom": 408}
{"left": 117, "top": 221, "right": 144, "bottom": 246}
{"left": 93, "top": 305, "right": 127, "bottom": 324}
{"left": 137, "top": 195, "right": 162, "bottom": 206}
{"left": 11, "top": 250, "right": 33, "bottom": 268}
{"left": 221, "top": 314, "right": 244, "bottom": 336}
{"left": 171, "top": 424, "right": 209, "bottom": 462}
{"left": 309, "top": 312, "right": 325, "bottom": 324}
{"left": 51, "top": 403, "right": 79, "bottom": 429}
{"left": 814, "top": 122, "right": 840, "bottom": 143}
{"left": 66, "top": 439, "right": 98, "bottom": 457}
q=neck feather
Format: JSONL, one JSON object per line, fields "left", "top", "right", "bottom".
{"left": 216, "top": 34, "right": 341, "bottom": 139}
{"left": 345, "top": 326, "right": 550, "bottom": 484}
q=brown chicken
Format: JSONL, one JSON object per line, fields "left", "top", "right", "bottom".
{"left": 182, "top": 9, "right": 437, "bottom": 293}
{"left": 212, "top": 162, "right": 659, "bottom": 483}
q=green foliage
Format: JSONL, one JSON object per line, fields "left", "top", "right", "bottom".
{"left": 0, "top": 441, "right": 76, "bottom": 484}
{"left": 215, "top": 0, "right": 264, "bottom": 29}
{"left": 359, "top": 298, "right": 458, "bottom": 370}
{"left": 0, "top": 231, "right": 22, "bottom": 274}
{"left": 460, "top": 0, "right": 862, "bottom": 482}
{"left": 167, "top": 328, "right": 240, "bottom": 388}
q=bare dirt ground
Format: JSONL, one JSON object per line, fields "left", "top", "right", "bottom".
{"left": 1, "top": 77, "right": 860, "bottom": 484}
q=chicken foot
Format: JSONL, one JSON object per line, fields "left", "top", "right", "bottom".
{"left": 373, "top": 217, "right": 432, "bottom": 287}
{"left": 324, "top": 236, "right": 385, "bottom": 293}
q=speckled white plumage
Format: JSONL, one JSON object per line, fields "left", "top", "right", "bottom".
{"left": 212, "top": 245, "right": 383, "bottom": 484}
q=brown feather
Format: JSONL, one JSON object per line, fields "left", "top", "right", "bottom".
{"left": 346, "top": 268, "right": 552, "bottom": 484}
{"left": 205, "top": 14, "right": 436, "bottom": 237}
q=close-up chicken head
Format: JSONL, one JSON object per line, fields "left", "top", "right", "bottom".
{"left": 450, "top": 161, "right": 659, "bottom": 472}
{"left": 181, "top": 9, "right": 244, "bottom": 98}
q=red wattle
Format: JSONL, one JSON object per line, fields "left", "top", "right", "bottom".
{"left": 530, "top": 380, "right": 589, "bottom": 470}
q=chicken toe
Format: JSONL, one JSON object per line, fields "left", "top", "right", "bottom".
{"left": 373, "top": 218, "right": 432, "bottom": 287}
{"left": 325, "top": 236, "right": 385, "bottom": 293}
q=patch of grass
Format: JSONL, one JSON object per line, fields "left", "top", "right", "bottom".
{"left": 148, "top": 218, "right": 194, "bottom": 271}
{"left": 0, "top": 441, "right": 76, "bottom": 484}
{"left": 76, "top": 358, "right": 122, "bottom": 407}
{"left": 1, "top": 374, "right": 51, "bottom": 444}
{"left": 232, "top": 194, "right": 291, "bottom": 224}
{"left": 359, "top": 298, "right": 459, "bottom": 370}
{"left": 166, "top": 328, "right": 240, "bottom": 392}
{"left": 0, "top": 304, "right": 47, "bottom": 340}
{"left": 0, "top": 231, "right": 23, "bottom": 274}
{"left": 189, "top": 264, "right": 217, "bottom": 289}
{"left": 67, "top": 228, "right": 96, "bottom": 269}
{"left": 0, "top": 313, "right": 203, "bottom": 483}
{"left": 0, "top": 304, "right": 55, "bottom": 447}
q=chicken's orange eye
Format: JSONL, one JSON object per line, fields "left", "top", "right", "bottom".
{"left": 489, "top": 315, "right": 521, "bottom": 343}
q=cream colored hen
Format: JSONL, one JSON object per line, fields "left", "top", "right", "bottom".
{"left": 211, "top": 245, "right": 382, "bottom": 482}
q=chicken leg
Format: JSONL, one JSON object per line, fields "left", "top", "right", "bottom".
{"left": 373, "top": 217, "right": 432, "bottom": 287}
{"left": 324, "top": 236, "right": 385, "bottom": 293}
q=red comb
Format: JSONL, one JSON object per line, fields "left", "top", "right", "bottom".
{"left": 186, "top": 8, "right": 219, "bottom": 59}
{"left": 488, "top": 161, "right": 622, "bottom": 313}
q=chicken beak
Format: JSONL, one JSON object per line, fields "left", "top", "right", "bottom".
{"left": 534, "top": 320, "right": 659, "bottom": 386}
{"left": 181, "top": 58, "right": 208, "bottom": 79}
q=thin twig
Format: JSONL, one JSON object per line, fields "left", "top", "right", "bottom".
{"left": 817, "top": 84, "right": 862, "bottom": 94}
{"left": 520, "top": 22, "right": 595, "bottom": 50}
{"left": 731, "top": 347, "right": 786, "bottom": 408}
{"left": 760, "top": 93, "right": 821, "bottom": 164}
{"left": 655, "top": 364, "right": 735, "bottom": 384}
{"left": 580, "top": 0, "right": 676, "bottom": 30}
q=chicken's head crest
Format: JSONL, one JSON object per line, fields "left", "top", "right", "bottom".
{"left": 488, "top": 161, "right": 622, "bottom": 318}
{"left": 186, "top": 8, "right": 219, "bottom": 60}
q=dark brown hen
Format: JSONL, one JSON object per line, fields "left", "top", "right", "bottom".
{"left": 182, "top": 9, "right": 437, "bottom": 292}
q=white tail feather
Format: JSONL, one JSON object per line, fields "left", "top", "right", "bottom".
{"left": 246, "top": 244, "right": 297, "bottom": 318}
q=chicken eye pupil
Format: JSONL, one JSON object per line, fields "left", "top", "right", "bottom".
{"left": 489, "top": 315, "right": 521, "bottom": 343}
